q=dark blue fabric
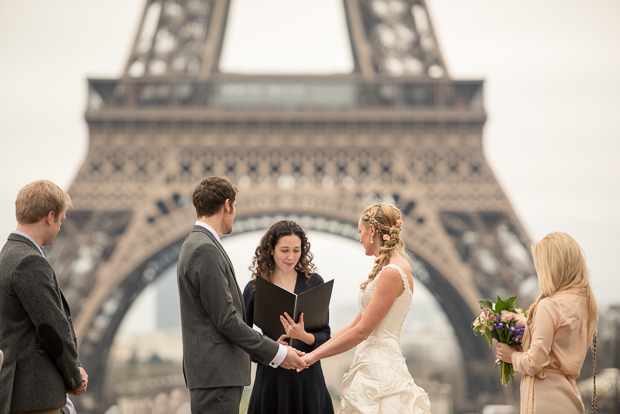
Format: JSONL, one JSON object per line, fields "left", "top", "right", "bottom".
{"left": 243, "top": 273, "right": 334, "bottom": 414}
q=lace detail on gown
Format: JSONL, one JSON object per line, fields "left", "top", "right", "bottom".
{"left": 340, "top": 264, "right": 431, "bottom": 414}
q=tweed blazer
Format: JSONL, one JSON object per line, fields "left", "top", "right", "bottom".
{"left": 0, "top": 233, "right": 82, "bottom": 413}
{"left": 177, "top": 225, "right": 279, "bottom": 389}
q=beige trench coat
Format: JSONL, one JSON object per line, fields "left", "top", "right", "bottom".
{"left": 511, "top": 287, "right": 590, "bottom": 414}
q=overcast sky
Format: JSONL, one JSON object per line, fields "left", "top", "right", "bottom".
{"left": 1, "top": 0, "right": 619, "bottom": 310}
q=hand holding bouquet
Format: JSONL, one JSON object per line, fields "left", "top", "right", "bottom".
{"left": 472, "top": 295, "right": 528, "bottom": 386}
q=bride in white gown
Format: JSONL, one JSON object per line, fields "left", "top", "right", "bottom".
{"left": 301, "top": 203, "right": 431, "bottom": 413}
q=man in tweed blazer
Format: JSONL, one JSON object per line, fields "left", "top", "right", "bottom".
{"left": 0, "top": 181, "right": 88, "bottom": 414}
{"left": 177, "top": 177, "right": 306, "bottom": 414}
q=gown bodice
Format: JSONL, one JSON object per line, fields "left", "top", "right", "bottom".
{"left": 355, "top": 264, "right": 413, "bottom": 359}
{"left": 359, "top": 263, "right": 413, "bottom": 342}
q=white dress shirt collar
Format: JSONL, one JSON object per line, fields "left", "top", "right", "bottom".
{"left": 194, "top": 221, "right": 221, "bottom": 244}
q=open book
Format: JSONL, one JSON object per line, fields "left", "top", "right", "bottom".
{"left": 254, "top": 276, "right": 334, "bottom": 347}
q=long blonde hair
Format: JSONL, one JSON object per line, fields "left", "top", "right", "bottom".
{"left": 360, "top": 203, "right": 411, "bottom": 289}
{"left": 522, "top": 232, "right": 598, "bottom": 350}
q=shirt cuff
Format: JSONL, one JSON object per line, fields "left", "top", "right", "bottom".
{"left": 269, "top": 344, "right": 287, "bottom": 368}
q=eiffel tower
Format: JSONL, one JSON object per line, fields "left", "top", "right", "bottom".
{"left": 47, "top": 0, "right": 537, "bottom": 411}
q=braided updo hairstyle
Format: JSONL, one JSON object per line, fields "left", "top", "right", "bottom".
{"left": 360, "top": 203, "right": 410, "bottom": 289}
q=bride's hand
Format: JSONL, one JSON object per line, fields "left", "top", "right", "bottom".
{"left": 297, "top": 353, "right": 318, "bottom": 372}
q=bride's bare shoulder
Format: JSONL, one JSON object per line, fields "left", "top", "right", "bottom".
{"left": 375, "top": 266, "right": 403, "bottom": 289}
{"left": 385, "top": 258, "right": 414, "bottom": 292}
{"left": 388, "top": 256, "right": 411, "bottom": 275}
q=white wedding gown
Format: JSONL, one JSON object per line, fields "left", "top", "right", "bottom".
{"left": 340, "top": 264, "right": 431, "bottom": 414}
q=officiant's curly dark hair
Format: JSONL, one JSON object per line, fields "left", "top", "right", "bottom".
{"left": 249, "top": 220, "right": 316, "bottom": 287}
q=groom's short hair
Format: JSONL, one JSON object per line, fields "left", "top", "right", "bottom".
{"left": 193, "top": 176, "right": 238, "bottom": 218}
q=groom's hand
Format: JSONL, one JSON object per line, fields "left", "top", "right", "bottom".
{"left": 279, "top": 346, "right": 307, "bottom": 370}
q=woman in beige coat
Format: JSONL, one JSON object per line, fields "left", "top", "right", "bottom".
{"left": 496, "top": 232, "right": 598, "bottom": 414}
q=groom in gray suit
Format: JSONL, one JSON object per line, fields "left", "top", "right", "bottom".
{"left": 177, "top": 176, "right": 307, "bottom": 413}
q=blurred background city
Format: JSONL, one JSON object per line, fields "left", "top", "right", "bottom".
{"left": 1, "top": 0, "right": 620, "bottom": 413}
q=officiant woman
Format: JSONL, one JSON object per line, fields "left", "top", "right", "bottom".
{"left": 242, "top": 220, "right": 334, "bottom": 414}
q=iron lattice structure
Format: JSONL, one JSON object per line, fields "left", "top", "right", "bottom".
{"left": 47, "top": 0, "right": 537, "bottom": 411}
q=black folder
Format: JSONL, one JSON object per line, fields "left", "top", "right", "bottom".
{"left": 254, "top": 276, "right": 334, "bottom": 347}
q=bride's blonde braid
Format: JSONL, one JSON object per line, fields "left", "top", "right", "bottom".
{"left": 360, "top": 203, "right": 405, "bottom": 289}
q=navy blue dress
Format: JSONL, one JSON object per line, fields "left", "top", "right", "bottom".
{"left": 243, "top": 272, "right": 334, "bottom": 414}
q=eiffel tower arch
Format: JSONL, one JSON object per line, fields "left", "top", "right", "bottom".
{"left": 47, "top": 0, "right": 537, "bottom": 411}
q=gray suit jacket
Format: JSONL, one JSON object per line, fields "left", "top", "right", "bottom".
{"left": 177, "top": 225, "right": 279, "bottom": 389}
{"left": 0, "top": 233, "right": 82, "bottom": 413}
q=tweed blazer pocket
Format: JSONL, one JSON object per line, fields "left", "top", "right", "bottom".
{"left": 211, "top": 333, "right": 227, "bottom": 344}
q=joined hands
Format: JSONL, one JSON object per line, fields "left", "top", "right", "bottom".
{"left": 295, "top": 353, "right": 318, "bottom": 372}
{"left": 279, "top": 346, "right": 307, "bottom": 370}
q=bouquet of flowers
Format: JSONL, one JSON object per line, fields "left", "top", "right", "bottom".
{"left": 472, "top": 295, "right": 528, "bottom": 386}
